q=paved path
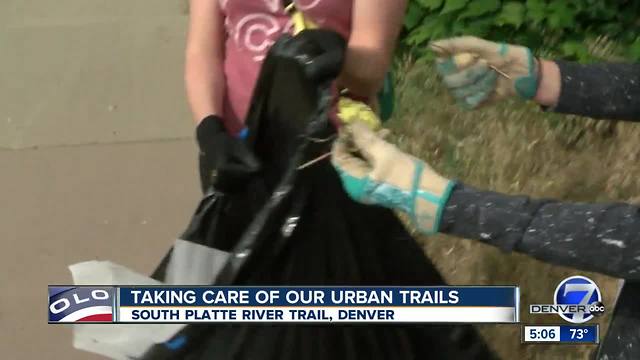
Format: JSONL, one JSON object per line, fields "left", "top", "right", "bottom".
{"left": 1, "top": 2, "right": 200, "bottom": 357}
{"left": 1, "top": 141, "right": 201, "bottom": 359}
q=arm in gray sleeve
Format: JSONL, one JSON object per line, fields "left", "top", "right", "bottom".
{"left": 440, "top": 183, "right": 640, "bottom": 279}
{"left": 551, "top": 61, "right": 640, "bottom": 121}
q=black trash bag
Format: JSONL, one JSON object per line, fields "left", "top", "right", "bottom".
{"left": 144, "top": 31, "right": 497, "bottom": 360}
{"left": 596, "top": 281, "right": 640, "bottom": 360}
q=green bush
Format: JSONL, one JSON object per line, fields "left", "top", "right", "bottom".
{"left": 402, "top": 0, "right": 640, "bottom": 62}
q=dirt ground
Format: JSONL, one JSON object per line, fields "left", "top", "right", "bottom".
{"left": 390, "top": 60, "right": 636, "bottom": 359}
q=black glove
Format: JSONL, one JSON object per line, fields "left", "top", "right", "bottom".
{"left": 291, "top": 29, "right": 347, "bottom": 83}
{"left": 196, "top": 115, "right": 260, "bottom": 193}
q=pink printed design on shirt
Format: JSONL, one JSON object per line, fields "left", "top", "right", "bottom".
{"left": 296, "top": 0, "right": 322, "bottom": 10}
{"left": 225, "top": 0, "right": 321, "bottom": 62}
{"left": 262, "top": 0, "right": 281, "bottom": 12}
{"left": 220, "top": 0, "right": 353, "bottom": 130}
{"left": 234, "top": 14, "right": 281, "bottom": 61}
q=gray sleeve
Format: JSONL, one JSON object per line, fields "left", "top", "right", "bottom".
{"left": 440, "top": 183, "right": 640, "bottom": 279}
{"left": 550, "top": 61, "right": 640, "bottom": 121}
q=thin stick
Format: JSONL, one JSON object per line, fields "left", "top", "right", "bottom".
{"left": 430, "top": 44, "right": 511, "bottom": 79}
{"left": 297, "top": 152, "right": 332, "bottom": 170}
{"left": 490, "top": 66, "right": 511, "bottom": 80}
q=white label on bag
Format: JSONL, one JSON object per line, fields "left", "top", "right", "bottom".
{"left": 164, "top": 239, "right": 231, "bottom": 285}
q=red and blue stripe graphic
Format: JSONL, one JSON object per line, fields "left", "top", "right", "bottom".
{"left": 48, "top": 286, "right": 115, "bottom": 323}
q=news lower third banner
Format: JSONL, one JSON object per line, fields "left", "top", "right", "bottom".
{"left": 48, "top": 286, "right": 520, "bottom": 324}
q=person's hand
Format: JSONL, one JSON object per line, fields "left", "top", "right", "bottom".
{"left": 196, "top": 115, "right": 260, "bottom": 193}
{"left": 299, "top": 29, "right": 346, "bottom": 83}
{"left": 430, "top": 36, "right": 540, "bottom": 109}
{"left": 331, "top": 122, "right": 455, "bottom": 234}
{"left": 291, "top": 29, "right": 347, "bottom": 83}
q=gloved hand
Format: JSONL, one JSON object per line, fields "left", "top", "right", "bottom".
{"left": 196, "top": 115, "right": 260, "bottom": 193}
{"left": 331, "top": 122, "right": 455, "bottom": 234}
{"left": 292, "top": 29, "right": 347, "bottom": 84}
{"left": 431, "top": 36, "right": 540, "bottom": 109}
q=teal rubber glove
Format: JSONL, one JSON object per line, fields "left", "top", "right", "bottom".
{"left": 431, "top": 36, "right": 540, "bottom": 109}
{"left": 331, "top": 122, "right": 455, "bottom": 235}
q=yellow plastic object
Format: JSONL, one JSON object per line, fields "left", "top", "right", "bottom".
{"left": 286, "top": 3, "right": 382, "bottom": 130}
{"left": 287, "top": 4, "right": 318, "bottom": 34}
{"left": 452, "top": 52, "right": 477, "bottom": 69}
{"left": 337, "top": 97, "right": 381, "bottom": 130}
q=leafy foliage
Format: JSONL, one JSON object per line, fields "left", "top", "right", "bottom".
{"left": 402, "top": 0, "right": 640, "bottom": 62}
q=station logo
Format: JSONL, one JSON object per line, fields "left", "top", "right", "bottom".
{"left": 529, "top": 276, "right": 604, "bottom": 324}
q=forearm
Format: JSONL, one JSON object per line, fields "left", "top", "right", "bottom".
{"left": 534, "top": 60, "right": 640, "bottom": 121}
{"left": 337, "top": 0, "right": 406, "bottom": 98}
{"left": 337, "top": 44, "right": 389, "bottom": 98}
{"left": 185, "top": 53, "right": 226, "bottom": 124}
{"left": 185, "top": 0, "right": 226, "bottom": 125}
{"left": 440, "top": 183, "right": 640, "bottom": 279}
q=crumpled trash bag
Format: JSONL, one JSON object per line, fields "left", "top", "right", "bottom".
{"left": 596, "top": 279, "right": 640, "bottom": 360}
{"left": 139, "top": 31, "right": 497, "bottom": 360}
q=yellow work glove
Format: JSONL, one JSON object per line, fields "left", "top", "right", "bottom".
{"left": 431, "top": 36, "right": 540, "bottom": 109}
{"left": 331, "top": 122, "right": 455, "bottom": 234}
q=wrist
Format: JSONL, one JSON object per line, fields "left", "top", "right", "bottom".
{"left": 533, "top": 59, "right": 561, "bottom": 108}
{"left": 512, "top": 48, "right": 540, "bottom": 100}
{"left": 411, "top": 162, "right": 455, "bottom": 235}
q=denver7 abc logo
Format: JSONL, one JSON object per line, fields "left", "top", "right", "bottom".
{"left": 48, "top": 286, "right": 115, "bottom": 323}
{"left": 530, "top": 276, "right": 605, "bottom": 324}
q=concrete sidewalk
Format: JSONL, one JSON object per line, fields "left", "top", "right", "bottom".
{"left": 1, "top": 0, "right": 191, "bottom": 150}
{"left": 0, "top": 140, "right": 201, "bottom": 359}
{"left": 1, "top": 2, "right": 202, "bottom": 357}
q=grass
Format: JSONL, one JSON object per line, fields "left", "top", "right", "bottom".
{"left": 388, "top": 58, "right": 640, "bottom": 359}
